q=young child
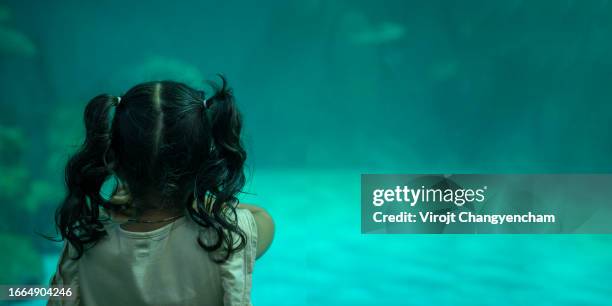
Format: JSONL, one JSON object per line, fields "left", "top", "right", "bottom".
{"left": 49, "top": 77, "right": 274, "bottom": 306}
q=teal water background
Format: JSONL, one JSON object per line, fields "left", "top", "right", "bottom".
{"left": 1, "top": 1, "right": 612, "bottom": 305}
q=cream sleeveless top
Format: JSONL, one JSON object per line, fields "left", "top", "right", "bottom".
{"left": 48, "top": 209, "right": 258, "bottom": 306}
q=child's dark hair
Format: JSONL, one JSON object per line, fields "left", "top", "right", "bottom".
{"left": 55, "top": 75, "right": 247, "bottom": 262}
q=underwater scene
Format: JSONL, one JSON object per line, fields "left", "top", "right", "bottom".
{"left": 1, "top": 0, "right": 611, "bottom": 305}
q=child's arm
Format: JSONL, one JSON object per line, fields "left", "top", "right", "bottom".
{"left": 238, "top": 203, "right": 275, "bottom": 259}
{"left": 48, "top": 243, "right": 80, "bottom": 305}
{"left": 190, "top": 197, "right": 275, "bottom": 259}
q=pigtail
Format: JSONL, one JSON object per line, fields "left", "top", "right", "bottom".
{"left": 55, "top": 94, "right": 118, "bottom": 259}
{"left": 189, "top": 75, "right": 247, "bottom": 262}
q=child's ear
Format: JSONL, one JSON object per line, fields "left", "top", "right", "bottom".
{"left": 192, "top": 194, "right": 215, "bottom": 214}
{"left": 110, "top": 183, "right": 131, "bottom": 205}
{"left": 107, "top": 184, "right": 133, "bottom": 221}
